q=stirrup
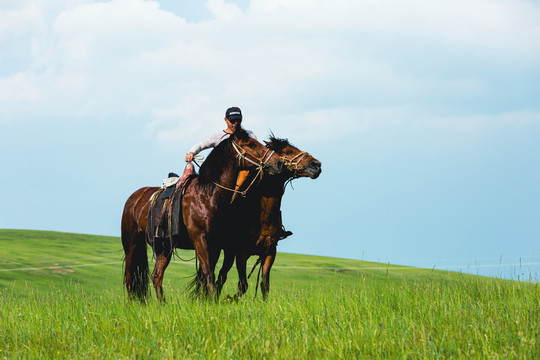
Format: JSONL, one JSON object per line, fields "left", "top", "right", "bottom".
{"left": 279, "top": 226, "right": 293, "bottom": 240}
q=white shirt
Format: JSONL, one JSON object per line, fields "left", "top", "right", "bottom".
{"left": 188, "top": 130, "right": 257, "bottom": 155}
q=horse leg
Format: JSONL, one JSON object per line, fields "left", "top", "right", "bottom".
{"left": 151, "top": 252, "right": 172, "bottom": 303}
{"left": 151, "top": 239, "right": 172, "bottom": 303}
{"left": 216, "top": 249, "right": 235, "bottom": 296}
{"left": 209, "top": 246, "right": 221, "bottom": 299}
{"left": 193, "top": 237, "right": 215, "bottom": 297}
{"left": 194, "top": 266, "right": 204, "bottom": 294}
{"left": 235, "top": 251, "right": 249, "bottom": 297}
{"left": 261, "top": 246, "right": 277, "bottom": 301}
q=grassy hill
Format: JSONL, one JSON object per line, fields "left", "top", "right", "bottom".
{"left": 0, "top": 229, "right": 538, "bottom": 359}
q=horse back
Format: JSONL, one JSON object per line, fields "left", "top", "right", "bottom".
{"left": 122, "top": 186, "right": 160, "bottom": 233}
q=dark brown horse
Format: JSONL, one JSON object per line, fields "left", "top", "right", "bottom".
{"left": 121, "top": 128, "right": 283, "bottom": 302}
{"left": 212, "top": 136, "right": 322, "bottom": 299}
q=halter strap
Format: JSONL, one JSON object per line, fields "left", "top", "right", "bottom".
{"left": 231, "top": 141, "right": 275, "bottom": 168}
{"left": 212, "top": 140, "right": 275, "bottom": 198}
{"left": 281, "top": 151, "right": 308, "bottom": 171}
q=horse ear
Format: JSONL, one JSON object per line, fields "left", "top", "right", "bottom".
{"left": 264, "top": 140, "right": 271, "bottom": 147}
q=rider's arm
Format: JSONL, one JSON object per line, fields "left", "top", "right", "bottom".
{"left": 186, "top": 132, "right": 226, "bottom": 162}
{"left": 188, "top": 141, "right": 207, "bottom": 156}
{"left": 193, "top": 130, "right": 256, "bottom": 155}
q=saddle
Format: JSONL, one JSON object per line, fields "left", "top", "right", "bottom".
{"left": 147, "top": 173, "right": 194, "bottom": 244}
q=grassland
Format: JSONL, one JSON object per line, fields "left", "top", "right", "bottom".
{"left": 0, "top": 229, "right": 538, "bottom": 359}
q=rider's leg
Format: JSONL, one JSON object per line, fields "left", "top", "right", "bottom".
{"left": 178, "top": 163, "right": 195, "bottom": 187}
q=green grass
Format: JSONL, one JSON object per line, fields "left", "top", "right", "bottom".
{"left": 0, "top": 229, "right": 538, "bottom": 359}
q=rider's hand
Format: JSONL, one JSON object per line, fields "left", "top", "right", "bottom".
{"left": 185, "top": 152, "right": 194, "bottom": 162}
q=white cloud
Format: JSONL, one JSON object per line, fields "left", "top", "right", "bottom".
{"left": 0, "top": 0, "right": 539, "bottom": 145}
{"left": 51, "top": 0, "right": 186, "bottom": 68}
{"left": 0, "top": 3, "right": 42, "bottom": 41}
{"left": 206, "top": 0, "right": 244, "bottom": 22}
{"left": 248, "top": 0, "right": 540, "bottom": 55}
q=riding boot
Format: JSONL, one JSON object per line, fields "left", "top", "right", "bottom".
{"left": 279, "top": 226, "right": 293, "bottom": 240}
{"left": 177, "top": 163, "right": 195, "bottom": 189}
{"left": 278, "top": 211, "right": 292, "bottom": 240}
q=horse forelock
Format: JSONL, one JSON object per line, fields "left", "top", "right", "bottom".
{"left": 267, "top": 134, "right": 294, "bottom": 153}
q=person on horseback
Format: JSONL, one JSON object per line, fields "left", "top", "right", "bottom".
{"left": 179, "top": 106, "right": 255, "bottom": 186}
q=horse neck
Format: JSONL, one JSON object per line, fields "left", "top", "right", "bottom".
{"left": 212, "top": 156, "right": 253, "bottom": 203}
{"left": 261, "top": 171, "right": 290, "bottom": 198}
{"left": 220, "top": 159, "right": 239, "bottom": 187}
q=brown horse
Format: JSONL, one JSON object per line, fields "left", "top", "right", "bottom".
{"left": 121, "top": 128, "right": 283, "bottom": 302}
{"left": 212, "top": 136, "right": 322, "bottom": 299}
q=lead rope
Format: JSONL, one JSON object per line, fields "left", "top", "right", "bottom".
{"left": 214, "top": 164, "right": 264, "bottom": 199}
{"left": 254, "top": 261, "right": 263, "bottom": 298}
{"left": 247, "top": 256, "right": 263, "bottom": 298}
{"left": 248, "top": 257, "right": 262, "bottom": 278}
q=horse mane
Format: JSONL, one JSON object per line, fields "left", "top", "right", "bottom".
{"left": 197, "top": 128, "right": 251, "bottom": 186}
{"left": 267, "top": 132, "right": 294, "bottom": 153}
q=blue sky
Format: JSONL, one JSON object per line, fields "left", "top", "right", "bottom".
{"left": 1, "top": 0, "right": 539, "bottom": 279}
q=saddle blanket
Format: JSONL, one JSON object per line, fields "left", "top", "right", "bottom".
{"left": 162, "top": 176, "right": 180, "bottom": 189}
{"left": 160, "top": 175, "right": 180, "bottom": 199}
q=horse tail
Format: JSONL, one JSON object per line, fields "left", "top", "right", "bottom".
{"left": 121, "top": 204, "right": 150, "bottom": 302}
{"left": 186, "top": 257, "right": 205, "bottom": 298}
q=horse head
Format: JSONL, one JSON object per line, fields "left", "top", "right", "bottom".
{"left": 265, "top": 135, "right": 322, "bottom": 179}
{"left": 231, "top": 128, "right": 283, "bottom": 175}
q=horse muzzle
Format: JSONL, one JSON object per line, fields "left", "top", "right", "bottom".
{"left": 305, "top": 160, "right": 322, "bottom": 179}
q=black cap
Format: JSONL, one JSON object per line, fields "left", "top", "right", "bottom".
{"left": 225, "top": 107, "right": 242, "bottom": 122}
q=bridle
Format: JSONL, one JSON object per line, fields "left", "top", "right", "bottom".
{"left": 231, "top": 140, "right": 276, "bottom": 170}
{"left": 213, "top": 140, "right": 276, "bottom": 198}
{"left": 279, "top": 150, "right": 314, "bottom": 192}
{"left": 281, "top": 151, "right": 309, "bottom": 176}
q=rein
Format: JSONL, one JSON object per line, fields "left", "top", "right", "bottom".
{"left": 213, "top": 141, "right": 275, "bottom": 198}
{"left": 247, "top": 256, "right": 263, "bottom": 298}
{"left": 191, "top": 154, "right": 205, "bottom": 169}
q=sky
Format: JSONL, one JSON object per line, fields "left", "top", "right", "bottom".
{"left": 1, "top": 0, "right": 539, "bottom": 280}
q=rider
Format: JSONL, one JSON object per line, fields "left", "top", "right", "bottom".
{"left": 185, "top": 106, "right": 256, "bottom": 161}
{"left": 180, "top": 106, "right": 256, "bottom": 188}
